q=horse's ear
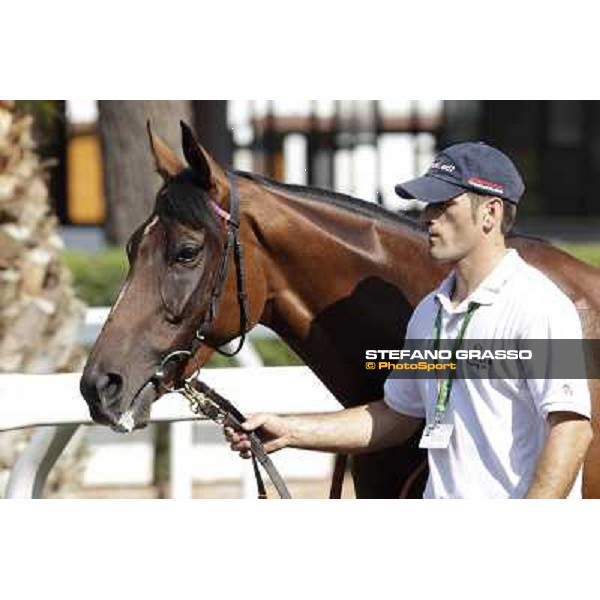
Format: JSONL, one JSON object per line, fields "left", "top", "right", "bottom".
{"left": 180, "top": 121, "right": 229, "bottom": 199}
{"left": 147, "top": 121, "right": 185, "bottom": 181}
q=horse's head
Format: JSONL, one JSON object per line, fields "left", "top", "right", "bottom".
{"left": 80, "top": 122, "right": 265, "bottom": 432}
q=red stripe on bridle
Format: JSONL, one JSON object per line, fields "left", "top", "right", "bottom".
{"left": 209, "top": 199, "right": 234, "bottom": 225}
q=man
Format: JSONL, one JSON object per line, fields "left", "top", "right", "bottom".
{"left": 225, "top": 142, "right": 593, "bottom": 499}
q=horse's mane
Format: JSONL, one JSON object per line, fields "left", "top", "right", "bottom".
{"left": 154, "top": 169, "right": 223, "bottom": 241}
{"left": 236, "top": 171, "right": 424, "bottom": 233}
{"left": 156, "top": 169, "right": 546, "bottom": 247}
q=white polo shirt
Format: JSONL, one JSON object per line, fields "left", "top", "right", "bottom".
{"left": 384, "top": 249, "right": 591, "bottom": 499}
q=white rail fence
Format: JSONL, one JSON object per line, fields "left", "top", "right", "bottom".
{"left": 0, "top": 309, "right": 341, "bottom": 499}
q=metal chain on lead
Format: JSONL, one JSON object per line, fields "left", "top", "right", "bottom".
{"left": 181, "top": 382, "right": 227, "bottom": 424}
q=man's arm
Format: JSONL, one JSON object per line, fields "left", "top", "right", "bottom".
{"left": 525, "top": 411, "right": 593, "bottom": 499}
{"left": 224, "top": 399, "right": 423, "bottom": 458}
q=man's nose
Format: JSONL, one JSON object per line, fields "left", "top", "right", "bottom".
{"left": 420, "top": 206, "right": 434, "bottom": 226}
{"left": 421, "top": 203, "right": 445, "bottom": 225}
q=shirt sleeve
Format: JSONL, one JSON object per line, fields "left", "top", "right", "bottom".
{"left": 522, "top": 291, "right": 591, "bottom": 420}
{"left": 384, "top": 375, "right": 425, "bottom": 418}
{"left": 383, "top": 308, "right": 426, "bottom": 418}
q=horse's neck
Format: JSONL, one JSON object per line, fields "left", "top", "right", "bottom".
{"left": 254, "top": 193, "right": 435, "bottom": 325}
{"left": 246, "top": 188, "right": 442, "bottom": 404}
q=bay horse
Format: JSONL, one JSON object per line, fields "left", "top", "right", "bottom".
{"left": 80, "top": 121, "right": 600, "bottom": 498}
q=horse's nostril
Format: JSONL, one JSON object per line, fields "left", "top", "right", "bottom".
{"left": 98, "top": 372, "right": 123, "bottom": 401}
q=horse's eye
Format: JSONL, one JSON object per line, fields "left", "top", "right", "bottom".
{"left": 173, "top": 245, "right": 202, "bottom": 264}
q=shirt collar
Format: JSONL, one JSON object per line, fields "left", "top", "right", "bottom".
{"left": 435, "top": 249, "right": 523, "bottom": 313}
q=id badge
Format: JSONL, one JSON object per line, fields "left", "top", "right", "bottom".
{"left": 419, "top": 423, "right": 454, "bottom": 449}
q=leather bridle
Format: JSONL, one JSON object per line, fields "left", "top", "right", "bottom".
{"left": 150, "top": 173, "right": 292, "bottom": 499}
{"left": 154, "top": 172, "right": 250, "bottom": 389}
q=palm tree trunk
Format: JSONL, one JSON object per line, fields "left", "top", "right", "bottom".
{"left": 0, "top": 100, "right": 87, "bottom": 497}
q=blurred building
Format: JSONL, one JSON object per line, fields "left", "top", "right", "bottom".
{"left": 59, "top": 100, "right": 441, "bottom": 226}
{"left": 442, "top": 101, "right": 600, "bottom": 218}
{"left": 54, "top": 101, "right": 600, "bottom": 229}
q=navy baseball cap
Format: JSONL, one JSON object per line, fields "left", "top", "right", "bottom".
{"left": 395, "top": 142, "right": 525, "bottom": 205}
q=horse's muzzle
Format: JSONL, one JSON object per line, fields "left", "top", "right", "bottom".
{"left": 80, "top": 367, "right": 154, "bottom": 431}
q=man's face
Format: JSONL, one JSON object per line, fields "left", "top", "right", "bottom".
{"left": 421, "top": 193, "right": 486, "bottom": 263}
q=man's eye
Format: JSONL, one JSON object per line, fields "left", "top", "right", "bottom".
{"left": 174, "top": 245, "right": 202, "bottom": 264}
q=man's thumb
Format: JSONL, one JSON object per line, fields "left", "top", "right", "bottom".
{"left": 241, "top": 414, "right": 267, "bottom": 432}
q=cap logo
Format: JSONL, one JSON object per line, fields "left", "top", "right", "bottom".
{"left": 468, "top": 177, "right": 504, "bottom": 195}
{"left": 431, "top": 160, "right": 456, "bottom": 174}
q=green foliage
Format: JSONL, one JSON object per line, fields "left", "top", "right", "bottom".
{"left": 204, "top": 339, "right": 303, "bottom": 368}
{"left": 559, "top": 243, "right": 600, "bottom": 268}
{"left": 63, "top": 247, "right": 128, "bottom": 307}
{"left": 13, "top": 101, "right": 63, "bottom": 135}
{"left": 252, "top": 339, "right": 303, "bottom": 366}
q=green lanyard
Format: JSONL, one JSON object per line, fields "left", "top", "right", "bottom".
{"left": 432, "top": 301, "right": 481, "bottom": 420}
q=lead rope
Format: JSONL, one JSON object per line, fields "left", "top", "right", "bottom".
{"left": 183, "top": 377, "right": 345, "bottom": 500}
{"left": 181, "top": 378, "right": 292, "bottom": 499}
{"left": 329, "top": 454, "right": 348, "bottom": 499}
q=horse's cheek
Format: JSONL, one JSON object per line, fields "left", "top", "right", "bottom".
{"left": 160, "top": 269, "right": 199, "bottom": 319}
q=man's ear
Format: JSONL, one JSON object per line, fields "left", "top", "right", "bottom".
{"left": 147, "top": 121, "right": 184, "bottom": 181}
{"left": 484, "top": 197, "right": 502, "bottom": 232}
{"left": 180, "top": 121, "right": 229, "bottom": 200}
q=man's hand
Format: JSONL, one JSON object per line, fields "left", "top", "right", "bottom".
{"left": 224, "top": 414, "right": 292, "bottom": 459}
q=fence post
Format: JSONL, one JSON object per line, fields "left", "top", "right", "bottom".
{"left": 5, "top": 424, "right": 79, "bottom": 499}
{"left": 169, "top": 421, "right": 193, "bottom": 499}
